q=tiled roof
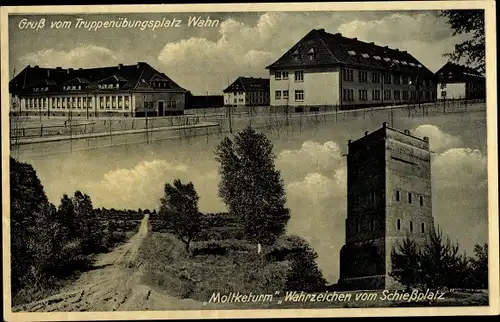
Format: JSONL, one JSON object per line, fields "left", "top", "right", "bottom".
{"left": 266, "top": 29, "right": 434, "bottom": 77}
{"left": 435, "top": 62, "right": 485, "bottom": 83}
{"left": 223, "top": 77, "right": 270, "bottom": 93}
{"left": 9, "top": 62, "right": 186, "bottom": 95}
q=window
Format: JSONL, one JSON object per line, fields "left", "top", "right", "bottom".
{"left": 372, "top": 72, "right": 380, "bottom": 83}
{"left": 72, "top": 97, "right": 76, "bottom": 109}
{"left": 397, "top": 219, "right": 401, "bottom": 231}
{"left": 425, "top": 91, "right": 430, "bottom": 100}
{"left": 283, "top": 90, "right": 289, "bottom": 99}
{"left": 99, "top": 97, "right": 104, "bottom": 109}
{"left": 295, "top": 90, "right": 304, "bottom": 101}
{"left": 294, "top": 70, "right": 304, "bottom": 82}
{"left": 343, "top": 69, "right": 354, "bottom": 81}
{"left": 359, "top": 89, "right": 368, "bottom": 101}
{"left": 234, "top": 98, "right": 237, "bottom": 103}
{"left": 106, "top": 96, "right": 111, "bottom": 109}
{"left": 420, "top": 196, "right": 424, "bottom": 206}
{"left": 275, "top": 91, "right": 281, "bottom": 100}
{"left": 410, "top": 221, "right": 413, "bottom": 232}
{"left": 394, "top": 74, "right": 401, "bottom": 85}
{"left": 118, "top": 96, "right": 123, "bottom": 109}
{"left": 394, "top": 90, "right": 401, "bottom": 100}
{"left": 82, "top": 97, "right": 87, "bottom": 108}
{"left": 395, "top": 190, "right": 400, "bottom": 201}
{"left": 384, "top": 90, "right": 391, "bottom": 100}
{"left": 112, "top": 97, "right": 117, "bottom": 109}
{"left": 421, "top": 223, "right": 425, "bottom": 233}
{"left": 372, "top": 89, "right": 381, "bottom": 101}
{"left": 402, "top": 75, "right": 409, "bottom": 85}
{"left": 384, "top": 73, "right": 392, "bottom": 84}
{"left": 358, "top": 71, "right": 368, "bottom": 82}
{"left": 403, "top": 90, "right": 409, "bottom": 100}
{"left": 308, "top": 50, "right": 316, "bottom": 60}
{"left": 124, "top": 96, "right": 129, "bottom": 109}
{"left": 343, "top": 89, "right": 354, "bottom": 101}
{"left": 282, "top": 71, "right": 289, "bottom": 80}
{"left": 77, "top": 97, "right": 81, "bottom": 108}
{"left": 408, "top": 192, "right": 412, "bottom": 204}
{"left": 275, "top": 71, "right": 282, "bottom": 80}
{"left": 57, "top": 97, "right": 61, "bottom": 108}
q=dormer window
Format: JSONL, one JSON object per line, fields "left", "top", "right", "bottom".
{"left": 292, "top": 49, "right": 301, "bottom": 61}
{"left": 307, "top": 48, "right": 316, "bottom": 60}
{"left": 348, "top": 50, "right": 356, "bottom": 56}
{"left": 361, "top": 53, "right": 370, "bottom": 58}
{"left": 409, "top": 62, "right": 416, "bottom": 67}
{"left": 374, "top": 56, "right": 381, "bottom": 60}
{"left": 417, "top": 64, "right": 423, "bottom": 68}
{"left": 393, "top": 59, "right": 400, "bottom": 63}
{"left": 383, "top": 57, "right": 391, "bottom": 62}
{"left": 401, "top": 61, "right": 408, "bottom": 65}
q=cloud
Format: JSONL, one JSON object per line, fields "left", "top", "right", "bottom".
{"left": 412, "top": 124, "right": 462, "bottom": 152}
{"left": 158, "top": 11, "right": 465, "bottom": 94}
{"left": 20, "top": 45, "right": 127, "bottom": 69}
{"left": 84, "top": 159, "right": 224, "bottom": 212}
{"left": 277, "top": 140, "right": 345, "bottom": 179}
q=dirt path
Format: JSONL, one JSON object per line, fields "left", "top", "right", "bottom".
{"left": 13, "top": 215, "right": 205, "bottom": 312}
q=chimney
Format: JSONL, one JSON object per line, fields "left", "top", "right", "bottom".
{"left": 318, "top": 28, "right": 325, "bottom": 32}
{"left": 404, "top": 129, "right": 410, "bottom": 135}
{"left": 56, "top": 66, "right": 62, "bottom": 70}
{"left": 348, "top": 139, "right": 352, "bottom": 144}
{"left": 34, "top": 65, "right": 39, "bottom": 68}
{"left": 383, "top": 122, "right": 388, "bottom": 128}
{"left": 334, "top": 33, "right": 342, "bottom": 36}
{"left": 353, "top": 38, "right": 357, "bottom": 41}
{"left": 118, "top": 63, "right": 123, "bottom": 70}
{"left": 67, "top": 68, "right": 73, "bottom": 74}
{"left": 423, "top": 136, "right": 429, "bottom": 142}
{"left": 365, "top": 131, "right": 369, "bottom": 136}
{"left": 137, "top": 62, "right": 141, "bottom": 69}
{"left": 369, "top": 42, "right": 374, "bottom": 45}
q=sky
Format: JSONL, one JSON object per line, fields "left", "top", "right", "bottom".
{"left": 8, "top": 10, "right": 473, "bottom": 95}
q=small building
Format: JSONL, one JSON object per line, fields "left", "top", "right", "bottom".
{"left": 338, "top": 123, "right": 435, "bottom": 290}
{"left": 435, "top": 62, "right": 486, "bottom": 100}
{"left": 8, "top": 62, "right": 187, "bottom": 118}
{"left": 185, "top": 93, "right": 224, "bottom": 109}
{"left": 223, "top": 77, "right": 270, "bottom": 107}
{"left": 266, "top": 28, "right": 437, "bottom": 112}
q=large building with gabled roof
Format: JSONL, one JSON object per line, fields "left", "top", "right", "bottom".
{"left": 435, "top": 62, "right": 485, "bottom": 100}
{"left": 8, "top": 62, "right": 187, "bottom": 118}
{"left": 222, "top": 77, "right": 270, "bottom": 107}
{"left": 266, "top": 28, "right": 437, "bottom": 112}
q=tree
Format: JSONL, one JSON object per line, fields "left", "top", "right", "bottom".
{"left": 390, "top": 235, "right": 424, "bottom": 290}
{"left": 440, "top": 10, "right": 485, "bottom": 73}
{"left": 470, "top": 243, "right": 488, "bottom": 289}
{"left": 215, "top": 126, "right": 290, "bottom": 250}
{"left": 159, "top": 179, "right": 202, "bottom": 252}
{"left": 281, "top": 236, "right": 327, "bottom": 292}
{"left": 72, "top": 191, "right": 102, "bottom": 254}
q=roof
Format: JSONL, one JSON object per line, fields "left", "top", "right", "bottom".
{"left": 223, "top": 77, "right": 270, "bottom": 93}
{"left": 435, "top": 62, "right": 485, "bottom": 83}
{"left": 9, "top": 62, "right": 186, "bottom": 95}
{"left": 266, "top": 29, "right": 435, "bottom": 77}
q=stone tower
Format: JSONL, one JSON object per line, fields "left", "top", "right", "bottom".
{"left": 338, "top": 122, "right": 435, "bottom": 290}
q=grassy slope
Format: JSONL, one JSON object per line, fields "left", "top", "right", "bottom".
{"left": 137, "top": 233, "right": 489, "bottom": 309}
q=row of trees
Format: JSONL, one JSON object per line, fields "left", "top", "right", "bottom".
{"left": 391, "top": 228, "right": 488, "bottom": 290}
{"left": 10, "top": 158, "right": 119, "bottom": 304}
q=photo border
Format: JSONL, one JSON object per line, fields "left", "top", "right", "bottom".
{"left": 1, "top": 1, "right": 498, "bottom": 320}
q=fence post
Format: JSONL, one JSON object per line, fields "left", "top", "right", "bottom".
{"left": 40, "top": 124, "right": 43, "bottom": 137}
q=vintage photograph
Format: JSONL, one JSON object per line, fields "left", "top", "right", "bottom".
{"left": 2, "top": 1, "right": 498, "bottom": 320}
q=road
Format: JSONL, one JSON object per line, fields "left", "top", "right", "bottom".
{"left": 13, "top": 214, "right": 205, "bottom": 312}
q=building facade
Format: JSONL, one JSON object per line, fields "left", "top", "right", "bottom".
{"left": 435, "top": 62, "right": 486, "bottom": 100}
{"left": 8, "top": 62, "right": 187, "bottom": 118}
{"left": 223, "top": 77, "right": 270, "bottom": 107}
{"left": 338, "top": 123, "right": 435, "bottom": 290}
{"left": 266, "top": 29, "right": 437, "bottom": 112}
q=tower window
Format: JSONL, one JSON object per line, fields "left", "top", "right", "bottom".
{"left": 420, "top": 196, "right": 424, "bottom": 206}
{"left": 410, "top": 221, "right": 413, "bottom": 232}
{"left": 397, "top": 218, "right": 401, "bottom": 231}
{"left": 408, "top": 192, "right": 412, "bottom": 204}
{"left": 421, "top": 223, "right": 425, "bottom": 233}
{"left": 395, "top": 190, "right": 400, "bottom": 201}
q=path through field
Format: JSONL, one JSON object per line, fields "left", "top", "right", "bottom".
{"left": 13, "top": 214, "right": 206, "bottom": 312}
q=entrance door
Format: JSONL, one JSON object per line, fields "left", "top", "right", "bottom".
{"left": 158, "top": 101, "right": 164, "bottom": 116}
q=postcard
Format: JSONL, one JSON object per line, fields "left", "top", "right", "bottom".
{"left": 2, "top": 1, "right": 498, "bottom": 320}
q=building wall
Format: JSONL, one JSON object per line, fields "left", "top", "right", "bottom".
{"left": 270, "top": 67, "right": 341, "bottom": 107}
{"left": 133, "top": 91, "right": 185, "bottom": 115}
{"left": 13, "top": 90, "right": 184, "bottom": 117}
{"left": 341, "top": 67, "right": 437, "bottom": 108}
{"left": 437, "top": 83, "right": 466, "bottom": 100}
{"left": 384, "top": 128, "right": 434, "bottom": 288}
{"left": 224, "top": 92, "right": 247, "bottom": 106}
